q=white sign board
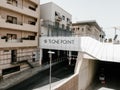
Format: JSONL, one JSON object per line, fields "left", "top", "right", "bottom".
{"left": 40, "top": 37, "right": 81, "bottom": 51}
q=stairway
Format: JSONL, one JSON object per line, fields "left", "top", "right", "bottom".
{"left": 17, "top": 60, "right": 34, "bottom": 68}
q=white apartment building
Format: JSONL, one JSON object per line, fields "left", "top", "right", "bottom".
{"left": 0, "top": 0, "right": 40, "bottom": 78}
{"left": 72, "top": 20, "right": 105, "bottom": 41}
{"left": 40, "top": 2, "right": 72, "bottom": 36}
{"left": 40, "top": 2, "right": 74, "bottom": 65}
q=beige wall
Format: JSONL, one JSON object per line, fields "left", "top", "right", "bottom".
{"left": 0, "top": 0, "right": 40, "bottom": 78}
{"left": 78, "top": 58, "right": 97, "bottom": 90}
{"left": 0, "top": 48, "right": 36, "bottom": 77}
{"left": 72, "top": 24, "right": 102, "bottom": 40}
{"left": 0, "top": 29, "right": 35, "bottom": 38}
{"left": 0, "top": 9, "right": 23, "bottom": 24}
{"left": 55, "top": 74, "right": 79, "bottom": 90}
{"left": 0, "top": 8, "right": 37, "bottom": 25}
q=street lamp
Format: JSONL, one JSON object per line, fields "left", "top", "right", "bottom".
{"left": 48, "top": 51, "right": 55, "bottom": 90}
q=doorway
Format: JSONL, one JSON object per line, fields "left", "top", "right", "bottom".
{"left": 11, "top": 50, "right": 17, "bottom": 63}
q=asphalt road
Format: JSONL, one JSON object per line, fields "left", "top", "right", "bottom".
{"left": 7, "top": 61, "right": 74, "bottom": 90}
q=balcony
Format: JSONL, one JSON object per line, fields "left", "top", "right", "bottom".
{"left": 55, "top": 16, "right": 62, "bottom": 22}
{"left": 0, "top": 38, "right": 37, "bottom": 48}
{"left": 0, "top": 16, "right": 38, "bottom": 32}
{"left": 29, "top": 0, "right": 39, "bottom": 5}
{"left": 0, "top": 0, "right": 39, "bottom": 18}
{"left": 67, "top": 21, "right": 72, "bottom": 25}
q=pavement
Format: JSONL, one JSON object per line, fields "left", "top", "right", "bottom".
{"left": 0, "top": 62, "right": 60, "bottom": 90}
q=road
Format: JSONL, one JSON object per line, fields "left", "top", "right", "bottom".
{"left": 7, "top": 61, "right": 74, "bottom": 90}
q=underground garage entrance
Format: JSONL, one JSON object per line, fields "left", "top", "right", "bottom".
{"left": 92, "top": 61, "right": 120, "bottom": 90}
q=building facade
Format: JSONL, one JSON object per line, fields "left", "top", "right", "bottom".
{"left": 39, "top": 2, "right": 75, "bottom": 65}
{"left": 0, "top": 0, "right": 40, "bottom": 78}
{"left": 72, "top": 20, "right": 105, "bottom": 41}
{"left": 40, "top": 2, "right": 72, "bottom": 37}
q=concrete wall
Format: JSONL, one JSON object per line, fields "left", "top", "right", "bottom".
{"left": 40, "top": 2, "right": 53, "bottom": 21}
{"left": 72, "top": 24, "right": 101, "bottom": 40}
{"left": 55, "top": 74, "right": 79, "bottom": 90}
{"left": 53, "top": 52, "right": 97, "bottom": 90}
{"left": 40, "top": 2, "right": 72, "bottom": 23}
{"left": 78, "top": 57, "right": 97, "bottom": 90}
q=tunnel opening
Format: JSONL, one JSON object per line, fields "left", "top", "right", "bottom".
{"left": 42, "top": 49, "right": 77, "bottom": 67}
{"left": 93, "top": 60, "right": 120, "bottom": 89}
{"left": 42, "top": 49, "right": 68, "bottom": 64}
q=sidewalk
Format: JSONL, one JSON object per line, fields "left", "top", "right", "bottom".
{"left": 0, "top": 62, "right": 59, "bottom": 90}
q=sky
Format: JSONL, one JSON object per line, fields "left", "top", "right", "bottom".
{"left": 40, "top": 0, "right": 120, "bottom": 39}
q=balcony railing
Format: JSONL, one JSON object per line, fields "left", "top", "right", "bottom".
{"left": 29, "top": 0, "right": 39, "bottom": 5}
{"left": 42, "top": 20, "right": 71, "bottom": 29}
{"left": 0, "top": 0, "right": 38, "bottom": 18}
{"left": 7, "top": 39, "right": 22, "bottom": 43}
{"left": 0, "top": 38, "right": 37, "bottom": 48}
{"left": 55, "top": 16, "right": 62, "bottom": 22}
{"left": 0, "top": 16, "right": 37, "bottom": 32}
{"left": 41, "top": 20, "right": 73, "bottom": 37}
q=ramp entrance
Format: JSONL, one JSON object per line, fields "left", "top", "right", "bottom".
{"left": 42, "top": 49, "right": 69, "bottom": 64}
{"left": 90, "top": 61, "right": 120, "bottom": 90}
{"left": 42, "top": 49, "right": 77, "bottom": 68}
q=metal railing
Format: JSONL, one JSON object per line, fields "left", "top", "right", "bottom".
{"left": 41, "top": 20, "right": 73, "bottom": 37}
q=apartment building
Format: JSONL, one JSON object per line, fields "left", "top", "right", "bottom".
{"left": 40, "top": 2, "right": 73, "bottom": 64}
{"left": 0, "top": 0, "right": 40, "bottom": 78}
{"left": 72, "top": 20, "right": 105, "bottom": 41}
{"left": 40, "top": 2, "right": 72, "bottom": 36}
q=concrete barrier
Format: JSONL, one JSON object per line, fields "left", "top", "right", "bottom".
{"left": 54, "top": 74, "right": 79, "bottom": 90}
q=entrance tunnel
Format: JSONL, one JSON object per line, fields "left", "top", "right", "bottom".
{"left": 93, "top": 61, "right": 120, "bottom": 89}
{"left": 82, "top": 59, "right": 120, "bottom": 90}
{"left": 42, "top": 49, "right": 77, "bottom": 66}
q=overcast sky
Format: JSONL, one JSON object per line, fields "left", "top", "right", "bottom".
{"left": 40, "top": 0, "right": 120, "bottom": 38}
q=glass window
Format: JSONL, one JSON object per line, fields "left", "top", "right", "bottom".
{"left": 62, "top": 15, "right": 65, "bottom": 20}
{"left": 6, "top": 15, "right": 17, "bottom": 24}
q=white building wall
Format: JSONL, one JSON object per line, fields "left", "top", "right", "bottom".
{"left": 40, "top": 2, "right": 53, "bottom": 21}
{"left": 40, "top": 2, "right": 72, "bottom": 26}
{"left": 51, "top": 2, "right": 72, "bottom": 25}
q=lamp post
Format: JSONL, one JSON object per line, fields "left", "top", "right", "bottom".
{"left": 48, "top": 51, "right": 55, "bottom": 90}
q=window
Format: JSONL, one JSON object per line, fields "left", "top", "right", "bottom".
{"left": 6, "top": 15, "right": 17, "bottom": 24}
{"left": 87, "top": 28, "right": 91, "bottom": 31}
{"left": 28, "top": 35, "right": 35, "bottom": 40}
{"left": 55, "top": 22, "right": 59, "bottom": 27}
{"left": 55, "top": 11, "right": 59, "bottom": 16}
{"left": 28, "top": 21, "right": 36, "bottom": 25}
{"left": 7, "top": 0, "right": 18, "bottom": 6}
{"left": 72, "top": 28, "right": 75, "bottom": 31}
{"left": 7, "top": 34, "right": 17, "bottom": 40}
{"left": 2, "top": 66, "right": 20, "bottom": 75}
{"left": 4, "top": 50, "right": 9, "bottom": 52}
{"left": 11, "top": 50, "right": 17, "bottom": 63}
{"left": 82, "top": 28, "right": 84, "bottom": 32}
{"left": 62, "top": 15, "right": 65, "bottom": 20}
{"left": 62, "top": 24, "right": 65, "bottom": 29}
{"left": 29, "top": 6, "right": 36, "bottom": 11}
{"left": 66, "top": 26, "right": 70, "bottom": 30}
{"left": 67, "top": 18, "right": 70, "bottom": 22}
